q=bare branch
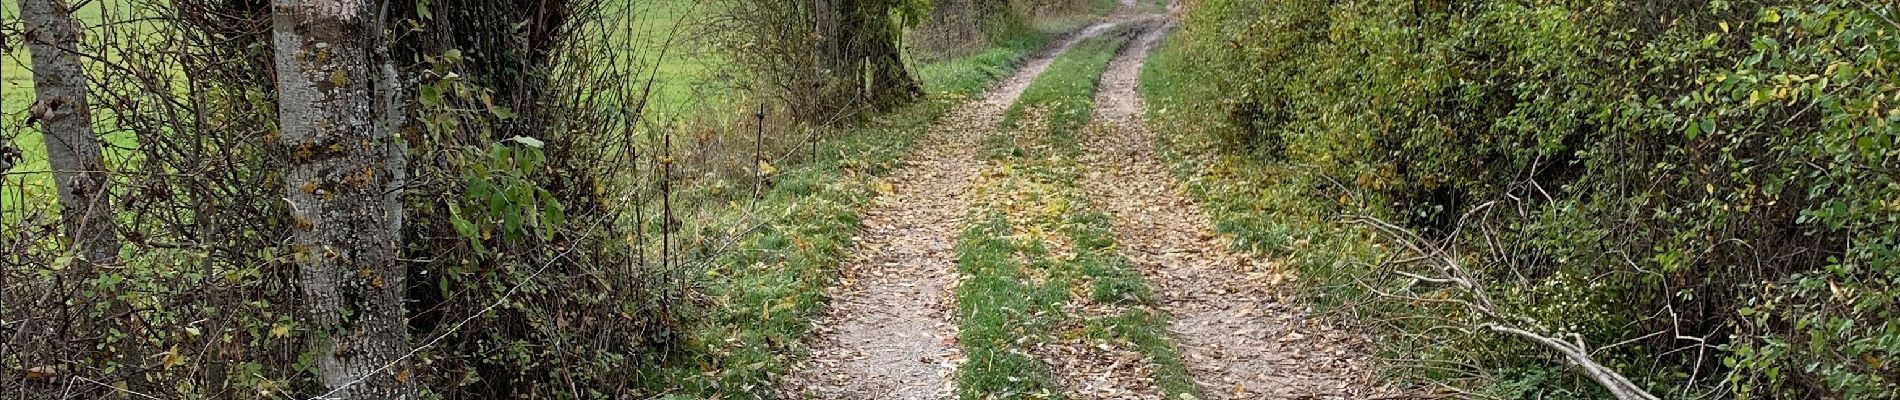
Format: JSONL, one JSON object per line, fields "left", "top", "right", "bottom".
{"left": 1486, "top": 325, "right": 1659, "bottom": 400}
{"left": 1353, "top": 210, "right": 1661, "bottom": 400}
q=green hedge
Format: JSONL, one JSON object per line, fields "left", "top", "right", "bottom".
{"left": 1147, "top": 0, "right": 1899, "bottom": 398}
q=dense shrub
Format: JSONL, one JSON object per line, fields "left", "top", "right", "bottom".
{"left": 1150, "top": 0, "right": 1898, "bottom": 397}
{"left": 1, "top": 0, "right": 683, "bottom": 397}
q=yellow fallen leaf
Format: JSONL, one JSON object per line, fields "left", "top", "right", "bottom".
{"left": 757, "top": 159, "right": 778, "bottom": 176}
{"left": 161, "top": 345, "right": 184, "bottom": 370}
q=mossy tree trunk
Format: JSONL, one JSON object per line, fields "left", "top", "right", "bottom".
{"left": 814, "top": 0, "right": 922, "bottom": 117}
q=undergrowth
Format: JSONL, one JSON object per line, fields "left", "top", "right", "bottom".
{"left": 1143, "top": 0, "right": 1900, "bottom": 398}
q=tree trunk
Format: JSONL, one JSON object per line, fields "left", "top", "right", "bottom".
{"left": 848, "top": 0, "right": 920, "bottom": 109}
{"left": 865, "top": 34, "right": 921, "bottom": 108}
{"left": 271, "top": 0, "right": 414, "bottom": 397}
{"left": 814, "top": 0, "right": 845, "bottom": 77}
{"left": 20, "top": 0, "right": 147, "bottom": 389}
{"left": 808, "top": 0, "right": 919, "bottom": 118}
{"left": 20, "top": 0, "right": 119, "bottom": 265}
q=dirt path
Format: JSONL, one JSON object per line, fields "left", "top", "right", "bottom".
{"left": 1077, "top": 18, "right": 1396, "bottom": 400}
{"left": 779, "top": 21, "right": 1127, "bottom": 400}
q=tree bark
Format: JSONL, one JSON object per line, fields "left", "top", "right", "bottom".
{"left": 20, "top": 0, "right": 119, "bottom": 265}
{"left": 862, "top": 9, "right": 921, "bottom": 108}
{"left": 20, "top": 0, "right": 149, "bottom": 389}
{"left": 814, "top": 0, "right": 845, "bottom": 77}
{"left": 809, "top": 0, "right": 920, "bottom": 117}
{"left": 850, "top": 0, "right": 920, "bottom": 109}
{"left": 271, "top": 0, "right": 413, "bottom": 397}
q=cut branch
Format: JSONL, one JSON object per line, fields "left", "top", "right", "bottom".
{"left": 1486, "top": 325, "right": 1659, "bottom": 400}
{"left": 1353, "top": 213, "right": 1661, "bottom": 400}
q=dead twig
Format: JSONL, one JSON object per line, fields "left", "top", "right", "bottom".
{"left": 1485, "top": 325, "right": 1658, "bottom": 400}
{"left": 1352, "top": 212, "right": 1662, "bottom": 400}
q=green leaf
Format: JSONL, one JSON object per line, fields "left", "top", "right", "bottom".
{"left": 490, "top": 105, "right": 518, "bottom": 120}
{"left": 541, "top": 201, "right": 564, "bottom": 241}
{"left": 449, "top": 203, "right": 477, "bottom": 239}
{"left": 502, "top": 205, "right": 524, "bottom": 241}
{"left": 507, "top": 135, "right": 544, "bottom": 148}
{"left": 418, "top": 84, "right": 441, "bottom": 107}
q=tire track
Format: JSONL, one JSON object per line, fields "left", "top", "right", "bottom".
{"left": 779, "top": 19, "right": 1128, "bottom": 400}
{"left": 1076, "top": 16, "right": 1399, "bottom": 400}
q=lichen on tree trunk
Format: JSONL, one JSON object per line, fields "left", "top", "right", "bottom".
{"left": 270, "top": 0, "right": 414, "bottom": 396}
{"left": 20, "top": 0, "right": 119, "bottom": 265}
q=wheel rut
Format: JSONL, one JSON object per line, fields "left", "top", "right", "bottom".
{"left": 1076, "top": 16, "right": 1398, "bottom": 400}
{"left": 779, "top": 19, "right": 1129, "bottom": 400}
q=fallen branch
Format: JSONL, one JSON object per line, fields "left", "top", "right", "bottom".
{"left": 1351, "top": 213, "right": 1661, "bottom": 400}
{"left": 1485, "top": 325, "right": 1659, "bottom": 400}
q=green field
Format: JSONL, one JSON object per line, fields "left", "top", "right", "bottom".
{"left": 2, "top": 2, "right": 136, "bottom": 210}
{"left": 0, "top": 0, "right": 720, "bottom": 210}
{"left": 605, "top": 0, "right": 727, "bottom": 114}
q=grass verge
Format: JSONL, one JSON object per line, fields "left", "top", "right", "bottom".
{"left": 1139, "top": 18, "right": 1437, "bottom": 394}
{"left": 627, "top": 22, "right": 1081, "bottom": 398}
{"left": 954, "top": 27, "right": 1196, "bottom": 399}
{"left": 1138, "top": 31, "right": 1388, "bottom": 311}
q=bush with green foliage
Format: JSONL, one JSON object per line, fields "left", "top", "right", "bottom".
{"left": 1146, "top": 0, "right": 1898, "bottom": 397}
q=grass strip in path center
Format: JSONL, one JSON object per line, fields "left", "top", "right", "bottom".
{"left": 774, "top": 10, "right": 1142, "bottom": 400}
{"left": 632, "top": 25, "right": 1070, "bottom": 398}
{"left": 954, "top": 25, "right": 1196, "bottom": 400}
